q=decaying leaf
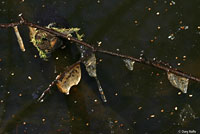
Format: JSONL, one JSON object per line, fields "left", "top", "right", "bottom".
{"left": 29, "top": 25, "right": 83, "bottom": 60}
{"left": 77, "top": 43, "right": 107, "bottom": 102}
{"left": 81, "top": 52, "right": 107, "bottom": 102}
{"left": 29, "top": 27, "right": 62, "bottom": 60}
{"left": 123, "top": 59, "right": 135, "bottom": 71}
{"left": 167, "top": 72, "right": 189, "bottom": 93}
{"left": 83, "top": 53, "right": 97, "bottom": 77}
{"left": 56, "top": 64, "right": 81, "bottom": 95}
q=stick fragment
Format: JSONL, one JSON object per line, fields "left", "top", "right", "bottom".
{"left": 13, "top": 26, "right": 25, "bottom": 52}
{"left": 37, "top": 75, "right": 61, "bottom": 102}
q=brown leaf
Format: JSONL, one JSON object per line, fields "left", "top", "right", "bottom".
{"left": 56, "top": 64, "right": 81, "bottom": 95}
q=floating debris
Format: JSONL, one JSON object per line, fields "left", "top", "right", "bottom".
{"left": 134, "top": 20, "right": 138, "bottom": 24}
{"left": 150, "top": 114, "right": 155, "bottom": 118}
{"left": 123, "top": 59, "right": 135, "bottom": 71}
{"left": 42, "top": 118, "right": 46, "bottom": 122}
{"left": 156, "top": 12, "right": 160, "bottom": 16}
{"left": 97, "top": 41, "right": 102, "bottom": 46}
{"left": 179, "top": 26, "right": 189, "bottom": 30}
{"left": 56, "top": 64, "right": 81, "bottom": 95}
{"left": 170, "top": 1, "right": 176, "bottom": 5}
{"left": 86, "top": 123, "right": 89, "bottom": 126}
{"left": 167, "top": 72, "right": 189, "bottom": 93}
{"left": 28, "top": 76, "right": 32, "bottom": 80}
{"left": 168, "top": 33, "right": 175, "bottom": 40}
{"left": 18, "top": 93, "right": 22, "bottom": 97}
{"left": 189, "top": 94, "right": 193, "bottom": 98}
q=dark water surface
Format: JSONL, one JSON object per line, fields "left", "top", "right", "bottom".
{"left": 0, "top": 0, "right": 200, "bottom": 134}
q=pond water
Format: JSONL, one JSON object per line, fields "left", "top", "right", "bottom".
{"left": 0, "top": 0, "right": 200, "bottom": 133}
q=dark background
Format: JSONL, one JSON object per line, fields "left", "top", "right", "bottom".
{"left": 0, "top": 0, "right": 200, "bottom": 133}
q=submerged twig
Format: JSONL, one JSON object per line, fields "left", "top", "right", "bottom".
{"left": 37, "top": 74, "right": 61, "bottom": 102}
{"left": 13, "top": 26, "right": 25, "bottom": 52}
{"left": 95, "top": 77, "right": 107, "bottom": 102}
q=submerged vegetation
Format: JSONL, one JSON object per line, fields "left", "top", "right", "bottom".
{"left": 29, "top": 25, "right": 83, "bottom": 60}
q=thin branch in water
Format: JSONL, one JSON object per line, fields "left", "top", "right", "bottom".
{"left": 1, "top": 16, "right": 200, "bottom": 84}
{"left": 95, "top": 49, "right": 200, "bottom": 82}
{"left": 0, "top": 22, "right": 21, "bottom": 28}
{"left": 95, "top": 77, "right": 107, "bottom": 102}
{"left": 13, "top": 26, "right": 25, "bottom": 52}
{"left": 37, "top": 74, "right": 61, "bottom": 102}
{"left": 0, "top": 14, "right": 24, "bottom": 28}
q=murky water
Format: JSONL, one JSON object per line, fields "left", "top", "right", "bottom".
{"left": 0, "top": 0, "right": 200, "bottom": 133}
